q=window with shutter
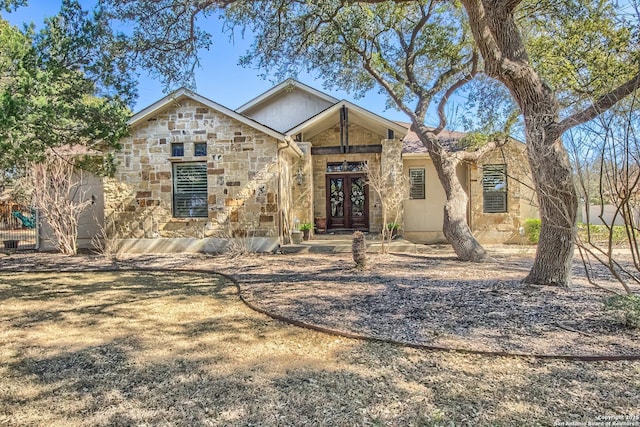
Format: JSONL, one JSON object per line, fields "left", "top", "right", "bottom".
{"left": 173, "top": 162, "right": 208, "bottom": 218}
{"left": 409, "top": 168, "right": 425, "bottom": 199}
{"left": 482, "top": 164, "right": 507, "bottom": 213}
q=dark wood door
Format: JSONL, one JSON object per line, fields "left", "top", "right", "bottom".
{"left": 326, "top": 174, "right": 369, "bottom": 230}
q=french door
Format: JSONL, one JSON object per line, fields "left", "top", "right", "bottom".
{"left": 326, "top": 174, "right": 369, "bottom": 230}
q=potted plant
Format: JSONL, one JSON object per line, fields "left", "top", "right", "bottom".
{"left": 300, "top": 222, "right": 313, "bottom": 241}
{"left": 386, "top": 222, "right": 400, "bottom": 239}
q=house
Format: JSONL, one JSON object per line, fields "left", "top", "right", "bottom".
{"left": 103, "top": 79, "right": 537, "bottom": 253}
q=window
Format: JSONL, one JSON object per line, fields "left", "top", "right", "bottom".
{"left": 326, "top": 161, "right": 366, "bottom": 173}
{"left": 482, "top": 164, "right": 507, "bottom": 213}
{"left": 171, "top": 143, "right": 184, "bottom": 157}
{"left": 194, "top": 143, "right": 207, "bottom": 157}
{"left": 409, "top": 168, "right": 425, "bottom": 199}
{"left": 173, "top": 162, "right": 208, "bottom": 218}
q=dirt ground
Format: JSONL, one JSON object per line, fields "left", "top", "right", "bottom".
{"left": 3, "top": 245, "right": 637, "bottom": 357}
{"left": 1, "top": 246, "right": 639, "bottom": 425}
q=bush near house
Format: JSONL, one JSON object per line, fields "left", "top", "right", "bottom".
{"left": 523, "top": 218, "right": 541, "bottom": 244}
{"left": 524, "top": 219, "right": 631, "bottom": 246}
{"left": 577, "top": 223, "right": 630, "bottom": 245}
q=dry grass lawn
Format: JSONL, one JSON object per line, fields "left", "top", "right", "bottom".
{"left": 0, "top": 255, "right": 639, "bottom": 426}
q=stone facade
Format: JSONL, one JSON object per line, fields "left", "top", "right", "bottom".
{"left": 470, "top": 141, "right": 538, "bottom": 243}
{"left": 105, "top": 98, "right": 292, "bottom": 251}
{"left": 309, "top": 123, "right": 402, "bottom": 233}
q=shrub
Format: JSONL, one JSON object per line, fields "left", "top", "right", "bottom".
{"left": 578, "top": 223, "right": 630, "bottom": 245}
{"left": 299, "top": 222, "right": 313, "bottom": 231}
{"left": 523, "top": 218, "right": 541, "bottom": 244}
{"left": 605, "top": 294, "right": 640, "bottom": 329}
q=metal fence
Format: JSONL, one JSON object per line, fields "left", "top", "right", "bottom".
{"left": 0, "top": 202, "right": 37, "bottom": 251}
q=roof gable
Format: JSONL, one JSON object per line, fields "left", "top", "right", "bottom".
{"left": 237, "top": 79, "right": 339, "bottom": 114}
{"left": 236, "top": 80, "right": 339, "bottom": 133}
{"left": 128, "top": 88, "right": 286, "bottom": 142}
{"left": 287, "top": 100, "right": 408, "bottom": 141}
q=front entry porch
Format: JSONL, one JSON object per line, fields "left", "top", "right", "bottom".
{"left": 326, "top": 173, "right": 369, "bottom": 231}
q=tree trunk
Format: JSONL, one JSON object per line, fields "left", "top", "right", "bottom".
{"left": 461, "top": 0, "right": 577, "bottom": 284}
{"left": 425, "top": 135, "right": 491, "bottom": 262}
{"left": 523, "top": 116, "right": 577, "bottom": 286}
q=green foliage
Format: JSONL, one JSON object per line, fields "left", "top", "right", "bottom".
{"left": 386, "top": 222, "right": 399, "bottom": 231}
{"left": 0, "top": 0, "right": 26, "bottom": 12}
{"left": 299, "top": 222, "right": 313, "bottom": 231}
{"left": 523, "top": 218, "right": 541, "bottom": 244}
{"left": 577, "top": 223, "right": 630, "bottom": 245}
{"left": 0, "top": 0, "right": 134, "bottom": 172}
{"left": 605, "top": 294, "right": 640, "bottom": 329}
{"left": 522, "top": 0, "right": 638, "bottom": 109}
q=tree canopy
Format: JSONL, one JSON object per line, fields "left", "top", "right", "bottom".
{"left": 0, "top": 0, "right": 134, "bottom": 174}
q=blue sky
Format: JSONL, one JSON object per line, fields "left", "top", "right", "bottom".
{"left": 3, "top": 0, "right": 421, "bottom": 124}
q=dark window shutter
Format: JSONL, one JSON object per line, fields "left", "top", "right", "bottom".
{"left": 482, "top": 165, "right": 507, "bottom": 213}
{"left": 173, "top": 162, "right": 208, "bottom": 218}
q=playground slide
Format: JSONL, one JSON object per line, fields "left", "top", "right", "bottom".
{"left": 12, "top": 211, "right": 36, "bottom": 229}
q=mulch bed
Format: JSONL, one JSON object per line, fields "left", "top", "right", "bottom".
{"left": 1, "top": 246, "right": 638, "bottom": 358}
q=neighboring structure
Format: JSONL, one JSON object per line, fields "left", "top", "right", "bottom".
{"left": 103, "top": 79, "right": 537, "bottom": 253}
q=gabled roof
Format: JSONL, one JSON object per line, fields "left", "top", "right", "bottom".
{"left": 128, "top": 88, "right": 287, "bottom": 142}
{"left": 236, "top": 79, "right": 339, "bottom": 114}
{"left": 287, "top": 100, "right": 408, "bottom": 141}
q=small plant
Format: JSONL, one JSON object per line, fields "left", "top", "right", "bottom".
{"left": 352, "top": 230, "right": 366, "bottom": 269}
{"left": 523, "top": 218, "right": 541, "bottom": 244}
{"left": 299, "top": 222, "right": 313, "bottom": 231}
{"left": 605, "top": 294, "right": 640, "bottom": 329}
{"left": 386, "top": 222, "right": 399, "bottom": 231}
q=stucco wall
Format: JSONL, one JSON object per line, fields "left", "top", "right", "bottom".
{"left": 105, "top": 98, "right": 284, "bottom": 252}
{"left": 402, "top": 156, "right": 467, "bottom": 244}
{"left": 38, "top": 171, "right": 104, "bottom": 251}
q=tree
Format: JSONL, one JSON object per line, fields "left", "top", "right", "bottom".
{"left": 0, "top": 0, "right": 134, "bottom": 173}
{"left": 568, "top": 94, "right": 640, "bottom": 295}
{"left": 364, "top": 154, "right": 408, "bottom": 254}
{"left": 2, "top": 1, "right": 135, "bottom": 253}
{"left": 23, "top": 150, "right": 94, "bottom": 255}
{"left": 0, "top": 0, "right": 25, "bottom": 12}
{"left": 459, "top": 0, "right": 640, "bottom": 285}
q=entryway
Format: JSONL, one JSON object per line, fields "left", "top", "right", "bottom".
{"left": 326, "top": 174, "right": 369, "bottom": 230}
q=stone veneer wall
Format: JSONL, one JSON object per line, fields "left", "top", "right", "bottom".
{"left": 290, "top": 142, "right": 314, "bottom": 235}
{"left": 470, "top": 141, "right": 538, "bottom": 243}
{"left": 105, "top": 98, "right": 283, "bottom": 249}
{"left": 309, "top": 123, "right": 402, "bottom": 233}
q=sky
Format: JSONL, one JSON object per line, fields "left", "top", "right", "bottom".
{"left": 3, "top": 0, "right": 416, "bottom": 124}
